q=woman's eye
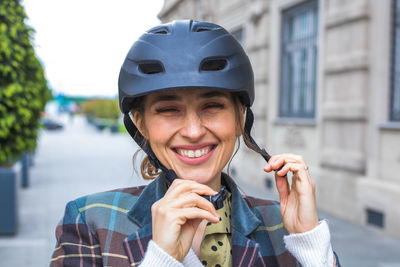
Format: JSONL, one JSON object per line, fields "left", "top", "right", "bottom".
{"left": 155, "top": 107, "right": 179, "bottom": 113}
{"left": 204, "top": 103, "right": 224, "bottom": 110}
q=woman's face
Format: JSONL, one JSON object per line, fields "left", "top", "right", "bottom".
{"left": 135, "top": 89, "right": 241, "bottom": 190}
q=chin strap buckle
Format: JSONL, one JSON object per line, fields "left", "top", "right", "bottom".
{"left": 203, "top": 186, "right": 227, "bottom": 210}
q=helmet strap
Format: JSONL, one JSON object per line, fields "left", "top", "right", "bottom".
{"left": 123, "top": 114, "right": 177, "bottom": 184}
{"left": 244, "top": 108, "right": 271, "bottom": 162}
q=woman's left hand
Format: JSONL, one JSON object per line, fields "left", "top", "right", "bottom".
{"left": 264, "top": 154, "right": 319, "bottom": 234}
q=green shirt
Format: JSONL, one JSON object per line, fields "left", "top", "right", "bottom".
{"left": 200, "top": 192, "right": 232, "bottom": 267}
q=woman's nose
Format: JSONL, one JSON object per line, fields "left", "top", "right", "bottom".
{"left": 180, "top": 111, "right": 206, "bottom": 140}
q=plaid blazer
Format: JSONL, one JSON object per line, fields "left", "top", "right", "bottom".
{"left": 50, "top": 173, "right": 339, "bottom": 266}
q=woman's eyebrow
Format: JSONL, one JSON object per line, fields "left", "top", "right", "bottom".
{"left": 149, "top": 91, "right": 228, "bottom": 105}
{"left": 149, "top": 94, "right": 182, "bottom": 105}
{"left": 198, "top": 91, "right": 229, "bottom": 99}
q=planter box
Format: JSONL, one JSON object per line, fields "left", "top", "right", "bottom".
{"left": 21, "top": 153, "right": 30, "bottom": 188}
{"left": 0, "top": 162, "right": 21, "bottom": 235}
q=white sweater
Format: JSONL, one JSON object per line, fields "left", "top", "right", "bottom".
{"left": 140, "top": 220, "right": 334, "bottom": 267}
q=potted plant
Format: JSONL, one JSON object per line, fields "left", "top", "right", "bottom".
{"left": 0, "top": 0, "right": 51, "bottom": 234}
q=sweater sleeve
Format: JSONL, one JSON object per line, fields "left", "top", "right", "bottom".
{"left": 139, "top": 240, "right": 183, "bottom": 267}
{"left": 50, "top": 200, "right": 103, "bottom": 267}
{"left": 283, "top": 220, "right": 336, "bottom": 267}
{"left": 140, "top": 240, "right": 204, "bottom": 267}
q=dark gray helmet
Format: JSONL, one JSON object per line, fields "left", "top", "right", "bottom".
{"left": 118, "top": 19, "right": 254, "bottom": 113}
{"left": 118, "top": 19, "right": 270, "bottom": 189}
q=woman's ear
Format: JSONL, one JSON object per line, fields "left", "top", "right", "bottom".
{"left": 133, "top": 112, "right": 148, "bottom": 139}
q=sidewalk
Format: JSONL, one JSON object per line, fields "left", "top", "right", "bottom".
{"left": 0, "top": 115, "right": 147, "bottom": 266}
{"left": 0, "top": 114, "right": 399, "bottom": 266}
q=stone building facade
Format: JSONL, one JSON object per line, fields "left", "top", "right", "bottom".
{"left": 158, "top": 0, "right": 400, "bottom": 238}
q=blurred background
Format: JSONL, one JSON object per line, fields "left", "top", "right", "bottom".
{"left": 0, "top": 0, "right": 399, "bottom": 266}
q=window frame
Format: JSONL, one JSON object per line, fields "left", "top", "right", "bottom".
{"left": 390, "top": 0, "right": 400, "bottom": 121}
{"left": 279, "top": 0, "right": 319, "bottom": 119}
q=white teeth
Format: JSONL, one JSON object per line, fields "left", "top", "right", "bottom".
{"left": 177, "top": 147, "right": 212, "bottom": 158}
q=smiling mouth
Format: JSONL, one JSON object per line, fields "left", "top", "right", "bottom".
{"left": 173, "top": 145, "right": 216, "bottom": 158}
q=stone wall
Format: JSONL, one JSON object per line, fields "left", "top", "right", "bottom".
{"left": 158, "top": 0, "right": 400, "bottom": 238}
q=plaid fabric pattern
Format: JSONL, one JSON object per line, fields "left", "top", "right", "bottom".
{"left": 50, "top": 173, "right": 340, "bottom": 267}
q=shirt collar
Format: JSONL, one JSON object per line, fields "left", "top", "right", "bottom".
{"left": 204, "top": 191, "right": 232, "bottom": 236}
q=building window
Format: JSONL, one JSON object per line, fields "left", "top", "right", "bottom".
{"left": 279, "top": 0, "right": 318, "bottom": 118}
{"left": 391, "top": 0, "right": 400, "bottom": 121}
{"left": 231, "top": 27, "right": 244, "bottom": 47}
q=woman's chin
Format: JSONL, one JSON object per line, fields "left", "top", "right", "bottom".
{"left": 174, "top": 168, "right": 218, "bottom": 185}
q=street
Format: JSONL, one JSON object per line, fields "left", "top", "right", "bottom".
{"left": 0, "top": 115, "right": 399, "bottom": 266}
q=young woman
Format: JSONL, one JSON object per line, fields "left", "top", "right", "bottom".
{"left": 51, "top": 20, "right": 340, "bottom": 267}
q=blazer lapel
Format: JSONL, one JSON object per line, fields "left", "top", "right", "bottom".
{"left": 223, "top": 173, "right": 262, "bottom": 267}
{"left": 123, "top": 175, "right": 168, "bottom": 266}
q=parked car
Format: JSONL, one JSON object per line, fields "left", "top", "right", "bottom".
{"left": 40, "top": 118, "right": 64, "bottom": 130}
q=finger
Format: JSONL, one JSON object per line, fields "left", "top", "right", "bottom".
{"left": 264, "top": 161, "right": 277, "bottom": 172}
{"left": 266, "top": 155, "right": 280, "bottom": 169}
{"left": 278, "top": 153, "right": 304, "bottom": 162}
{"left": 291, "top": 169, "right": 315, "bottom": 194}
{"left": 172, "top": 179, "right": 218, "bottom": 195}
{"left": 268, "top": 154, "right": 306, "bottom": 170}
{"left": 267, "top": 155, "right": 293, "bottom": 171}
{"left": 265, "top": 154, "right": 292, "bottom": 171}
{"left": 264, "top": 155, "right": 276, "bottom": 172}
{"left": 171, "top": 192, "right": 219, "bottom": 217}
{"left": 166, "top": 179, "right": 218, "bottom": 198}
{"left": 276, "top": 162, "right": 306, "bottom": 177}
{"left": 277, "top": 163, "right": 314, "bottom": 194}
{"left": 275, "top": 175, "right": 290, "bottom": 202}
{"left": 177, "top": 208, "right": 220, "bottom": 224}
{"left": 264, "top": 155, "right": 281, "bottom": 172}
{"left": 279, "top": 153, "right": 304, "bottom": 163}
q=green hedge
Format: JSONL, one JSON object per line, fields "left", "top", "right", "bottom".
{"left": 0, "top": 0, "right": 52, "bottom": 166}
{"left": 81, "top": 98, "right": 120, "bottom": 120}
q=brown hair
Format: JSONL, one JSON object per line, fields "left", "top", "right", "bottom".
{"left": 130, "top": 96, "right": 161, "bottom": 180}
{"left": 130, "top": 93, "right": 266, "bottom": 180}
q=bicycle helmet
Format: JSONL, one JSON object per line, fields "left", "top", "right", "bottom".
{"left": 118, "top": 20, "right": 270, "bottom": 192}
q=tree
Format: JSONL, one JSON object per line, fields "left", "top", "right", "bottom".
{"left": 0, "top": 0, "right": 52, "bottom": 166}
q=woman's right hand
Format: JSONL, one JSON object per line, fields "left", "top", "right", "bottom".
{"left": 151, "top": 179, "right": 220, "bottom": 262}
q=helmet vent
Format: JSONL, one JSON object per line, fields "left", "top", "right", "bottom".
{"left": 138, "top": 61, "right": 164, "bottom": 74}
{"left": 148, "top": 26, "right": 170, "bottom": 34}
{"left": 192, "top": 22, "right": 220, "bottom": 32}
{"left": 194, "top": 27, "right": 212, "bottom": 32}
{"left": 200, "top": 59, "right": 228, "bottom": 71}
